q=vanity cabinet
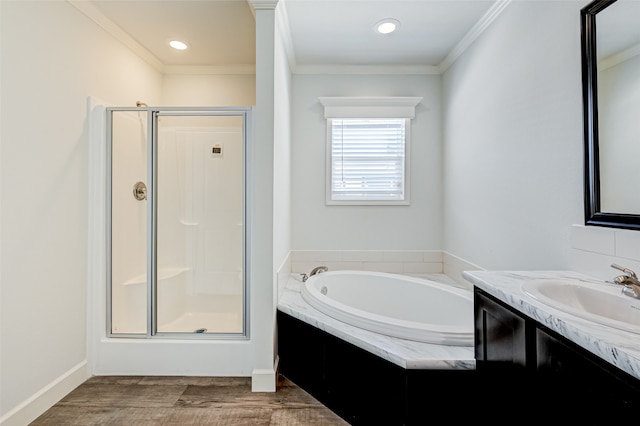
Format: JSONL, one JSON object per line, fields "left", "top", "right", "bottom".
{"left": 474, "top": 287, "right": 640, "bottom": 422}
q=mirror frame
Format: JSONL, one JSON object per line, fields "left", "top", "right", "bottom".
{"left": 581, "top": 0, "right": 640, "bottom": 230}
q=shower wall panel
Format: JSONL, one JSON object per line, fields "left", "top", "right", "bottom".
{"left": 159, "top": 126, "right": 243, "bottom": 296}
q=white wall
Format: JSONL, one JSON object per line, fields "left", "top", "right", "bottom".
{"left": 274, "top": 7, "right": 293, "bottom": 294}
{"left": 442, "top": 0, "right": 585, "bottom": 271}
{"left": 161, "top": 74, "right": 255, "bottom": 106}
{"left": 1, "top": 1, "right": 162, "bottom": 423}
{"left": 291, "top": 74, "right": 443, "bottom": 251}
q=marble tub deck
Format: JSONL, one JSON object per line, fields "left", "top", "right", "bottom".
{"left": 277, "top": 273, "right": 475, "bottom": 370}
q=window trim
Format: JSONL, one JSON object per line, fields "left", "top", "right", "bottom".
{"left": 319, "top": 97, "right": 422, "bottom": 206}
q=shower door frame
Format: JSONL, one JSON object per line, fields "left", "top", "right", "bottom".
{"left": 106, "top": 106, "right": 251, "bottom": 340}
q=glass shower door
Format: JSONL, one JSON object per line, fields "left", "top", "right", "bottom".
{"left": 155, "top": 113, "right": 245, "bottom": 335}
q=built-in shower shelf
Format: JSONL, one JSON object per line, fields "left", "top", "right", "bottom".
{"left": 179, "top": 219, "right": 199, "bottom": 226}
{"left": 123, "top": 267, "right": 191, "bottom": 286}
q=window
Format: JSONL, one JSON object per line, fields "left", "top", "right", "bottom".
{"left": 328, "top": 118, "right": 408, "bottom": 203}
{"left": 319, "top": 97, "right": 421, "bottom": 205}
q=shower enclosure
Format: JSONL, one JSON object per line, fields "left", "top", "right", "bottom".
{"left": 107, "top": 106, "right": 249, "bottom": 338}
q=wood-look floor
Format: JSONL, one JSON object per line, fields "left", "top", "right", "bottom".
{"left": 30, "top": 374, "right": 349, "bottom": 425}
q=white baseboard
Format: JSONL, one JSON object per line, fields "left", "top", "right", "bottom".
{"left": 0, "top": 361, "right": 89, "bottom": 426}
{"left": 251, "top": 356, "right": 278, "bottom": 392}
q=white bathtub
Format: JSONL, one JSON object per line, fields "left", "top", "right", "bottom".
{"left": 301, "top": 270, "right": 474, "bottom": 346}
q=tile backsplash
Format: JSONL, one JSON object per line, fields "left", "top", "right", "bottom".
{"left": 285, "top": 250, "right": 482, "bottom": 290}
{"left": 291, "top": 250, "right": 444, "bottom": 276}
{"left": 570, "top": 224, "right": 640, "bottom": 281}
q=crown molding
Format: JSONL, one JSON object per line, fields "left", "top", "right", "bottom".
{"left": 276, "top": 0, "right": 297, "bottom": 72}
{"left": 599, "top": 43, "right": 640, "bottom": 72}
{"left": 438, "top": 0, "right": 511, "bottom": 74}
{"left": 292, "top": 0, "right": 511, "bottom": 76}
{"left": 163, "top": 65, "right": 256, "bottom": 75}
{"left": 294, "top": 64, "right": 439, "bottom": 75}
{"left": 67, "top": 0, "right": 164, "bottom": 73}
{"left": 69, "top": 0, "right": 257, "bottom": 76}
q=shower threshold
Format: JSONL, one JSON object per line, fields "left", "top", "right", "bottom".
{"left": 159, "top": 312, "right": 242, "bottom": 334}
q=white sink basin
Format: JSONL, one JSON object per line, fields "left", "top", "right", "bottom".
{"left": 521, "top": 279, "right": 640, "bottom": 334}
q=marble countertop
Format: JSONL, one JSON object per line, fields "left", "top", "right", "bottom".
{"left": 463, "top": 270, "right": 640, "bottom": 381}
{"left": 277, "top": 273, "right": 475, "bottom": 370}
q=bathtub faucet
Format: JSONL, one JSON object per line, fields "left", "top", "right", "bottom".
{"left": 302, "top": 266, "right": 328, "bottom": 282}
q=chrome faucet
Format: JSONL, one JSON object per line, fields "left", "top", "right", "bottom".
{"left": 301, "top": 266, "right": 328, "bottom": 282}
{"left": 611, "top": 263, "right": 640, "bottom": 299}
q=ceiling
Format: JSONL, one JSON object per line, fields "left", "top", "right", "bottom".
{"left": 82, "top": 0, "right": 501, "bottom": 72}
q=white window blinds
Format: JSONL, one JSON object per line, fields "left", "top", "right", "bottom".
{"left": 329, "top": 118, "right": 407, "bottom": 203}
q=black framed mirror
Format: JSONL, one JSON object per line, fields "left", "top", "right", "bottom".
{"left": 582, "top": 0, "right": 640, "bottom": 230}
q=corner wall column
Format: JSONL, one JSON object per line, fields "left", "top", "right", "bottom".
{"left": 249, "top": 0, "right": 278, "bottom": 392}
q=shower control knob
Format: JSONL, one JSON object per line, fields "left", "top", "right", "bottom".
{"left": 133, "top": 181, "right": 147, "bottom": 201}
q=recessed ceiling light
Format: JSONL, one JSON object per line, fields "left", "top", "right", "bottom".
{"left": 169, "top": 40, "right": 189, "bottom": 50}
{"left": 375, "top": 18, "right": 400, "bottom": 35}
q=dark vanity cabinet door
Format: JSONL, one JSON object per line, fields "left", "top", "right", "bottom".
{"left": 474, "top": 289, "right": 531, "bottom": 409}
{"left": 474, "top": 289, "right": 529, "bottom": 369}
{"left": 536, "top": 327, "right": 640, "bottom": 423}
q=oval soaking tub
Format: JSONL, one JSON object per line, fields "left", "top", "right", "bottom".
{"left": 301, "top": 270, "right": 473, "bottom": 346}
